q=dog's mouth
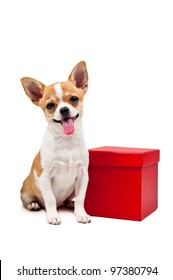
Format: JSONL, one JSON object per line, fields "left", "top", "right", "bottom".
{"left": 53, "top": 114, "right": 79, "bottom": 135}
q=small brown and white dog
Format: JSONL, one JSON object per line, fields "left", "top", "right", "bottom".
{"left": 20, "top": 61, "right": 91, "bottom": 225}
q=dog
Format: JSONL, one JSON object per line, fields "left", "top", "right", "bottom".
{"left": 20, "top": 61, "right": 91, "bottom": 225}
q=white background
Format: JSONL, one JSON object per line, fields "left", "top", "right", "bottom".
{"left": 0, "top": 0, "right": 172, "bottom": 279}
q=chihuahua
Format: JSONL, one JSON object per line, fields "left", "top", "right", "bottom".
{"left": 20, "top": 61, "right": 91, "bottom": 225}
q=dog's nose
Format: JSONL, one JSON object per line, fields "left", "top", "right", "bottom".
{"left": 60, "top": 107, "right": 70, "bottom": 116}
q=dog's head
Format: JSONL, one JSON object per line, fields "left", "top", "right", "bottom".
{"left": 21, "top": 61, "right": 88, "bottom": 135}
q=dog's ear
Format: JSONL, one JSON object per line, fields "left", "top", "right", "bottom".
{"left": 21, "top": 77, "right": 45, "bottom": 106}
{"left": 68, "top": 61, "right": 88, "bottom": 94}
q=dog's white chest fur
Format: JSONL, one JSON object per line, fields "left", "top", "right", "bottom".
{"left": 39, "top": 125, "right": 88, "bottom": 206}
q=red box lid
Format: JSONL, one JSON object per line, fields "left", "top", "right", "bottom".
{"left": 89, "top": 146, "right": 160, "bottom": 167}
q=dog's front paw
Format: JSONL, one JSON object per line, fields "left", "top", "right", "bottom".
{"left": 75, "top": 210, "right": 91, "bottom": 224}
{"left": 46, "top": 211, "right": 62, "bottom": 225}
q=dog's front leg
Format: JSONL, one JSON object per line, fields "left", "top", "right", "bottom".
{"left": 74, "top": 170, "right": 91, "bottom": 224}
{"left": 39, "top": 176, "right": 61, "bottom": 225}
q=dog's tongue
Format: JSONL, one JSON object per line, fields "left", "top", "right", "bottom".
{"left": 61, "top": 118, "right": 75, "bottom": 135}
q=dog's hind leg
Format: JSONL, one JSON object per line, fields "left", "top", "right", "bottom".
{"left": 21, "top": 192, "right": 41, "bottom": 211}
{"left": 64, "top": 199, "right": 74, "bottom": 209}
{"left": 64, "top": 191, "right": 75, "bottom": 209}
{"left": 20, "top": 172, "right": 44, "bottom": 211}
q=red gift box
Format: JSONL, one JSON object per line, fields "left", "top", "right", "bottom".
{"left": 85, "top": 146, "right": 160, "bottom": 221}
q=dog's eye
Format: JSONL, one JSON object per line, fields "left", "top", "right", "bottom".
{"left": 46, "top": 102, "right": 55, "bottom": 110}
{"left": 70, "top": 96, "right": 79, "bottom": 103}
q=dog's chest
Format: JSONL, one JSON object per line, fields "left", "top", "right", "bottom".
{"left": 51, "top": 150, "right": 84, "bottom": 180}
{"left": 40, "top": 132, "right": 87, "bottom": 185}
{"left": 47, "top": 140, "right": 86, "bottom": 205}
{"left": 39, "top": 126, "right": 88, "bottom": 205}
